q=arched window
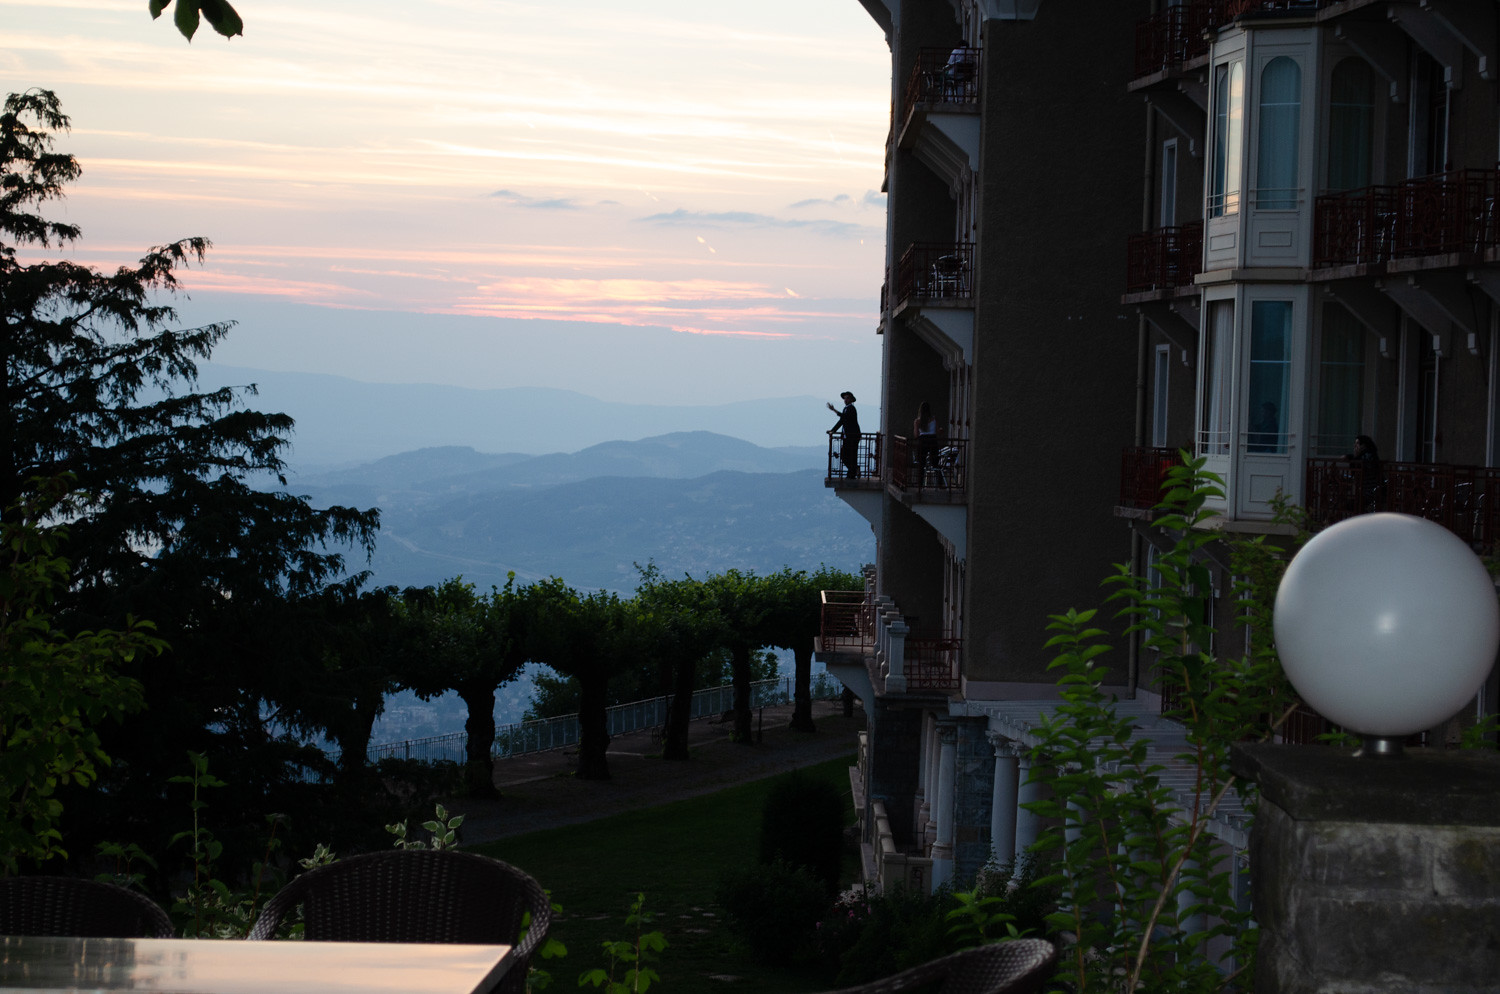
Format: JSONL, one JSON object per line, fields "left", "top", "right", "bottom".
{"left": 1209, "top": 61, "right": 1244, "bottom": 217}
{"left": 1327, "top": 58, "right": 1375, "bottom": 192}
{"left": 1256, "top": 57, "right": 1301, "bottom": 209}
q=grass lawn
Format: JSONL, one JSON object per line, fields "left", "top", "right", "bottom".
{"left": 470, "top": 755, "right": 858, "bottom": 994}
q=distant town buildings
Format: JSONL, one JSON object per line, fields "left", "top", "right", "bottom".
{"left": 820, "top": 0, "right": 1500, "bottom": 893}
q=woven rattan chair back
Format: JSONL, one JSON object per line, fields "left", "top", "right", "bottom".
{"left": 815, "top": 938, "right": 1057, "bottom": 994}
{"left": 248, "top": 850, "right": 550, "bottom": 994}
{"left": 0, "top": 877, "right": 174, "bottom": 939}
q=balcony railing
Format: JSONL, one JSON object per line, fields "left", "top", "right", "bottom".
{"left": 889, "top": 434, "right": 968, "bottom": 496}
{"left": 1118, "top": 446, "right": 1178, "bottom": 510}
{"left": 825, "top": 431, "right": 882, "bottom": 483}
{"left": 1132, "top": 2, "right": 1213, "bottom": 78}
{"left": 1125, "top": 221, "right": 1203, "bottom": 293}
{"left": 906, "top": 633, "right": 961, "bottom": 692}
{"left": 818, "top": 589, "right": 876, "bottom": 655}
{"left": 894, "top": 243, "right": 975, "bottom": 308}
{"left": 904, "top": 47, "right": 981, "bottom": 111}
{"left": 1132, "top": 1, "right": 1326, "bottom": 81}
{"left": 1305, "top": 458, "right": 1500, "bottom": 553}
{"left": 1313, "top": 168, "right": 1500, "bottom": 267}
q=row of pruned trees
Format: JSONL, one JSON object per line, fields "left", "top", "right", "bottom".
{"left": 316, "top": 564, "right": 859, "bottom": 793}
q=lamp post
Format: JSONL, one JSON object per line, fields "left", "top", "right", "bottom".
{"left": 1272, "top": 512, "right": 1499, "bottom": 756}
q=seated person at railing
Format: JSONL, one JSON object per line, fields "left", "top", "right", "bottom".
{"left": 1345, "top": 434, "right": 1384, "bottom": 512}
{"left": 913, "top": 401, "right": 945, "bottom": 487}
{"left": 942, "top": 47, "right": 972, "bottom": 100}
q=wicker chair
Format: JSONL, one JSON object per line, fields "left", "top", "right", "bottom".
{"left": 248, "top": 850, "right": 550, "bottom": 994}
{"left": 0, "top": 877, "right": 174, "bottom": 938}
{"left": 815, "top": 939, "right": 1056, "bottom": 994}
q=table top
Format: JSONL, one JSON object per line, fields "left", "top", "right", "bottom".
{"left": 0, "top": 935, "right": 514, "bottom": 994}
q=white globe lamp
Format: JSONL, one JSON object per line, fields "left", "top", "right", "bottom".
{"left": 1273, "top": 513, "right": 1500, "bottom": 758}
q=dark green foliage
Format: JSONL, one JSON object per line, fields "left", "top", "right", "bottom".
{"left": 714, "top": 858, "right": 831, "bottom": 967}
{"left": 812, "top": 887, "right": 957, "bottom": 988}
{"left": 757, "top": 771, "right": 846, "bottom": 894}
{"left": 149, "top": 0, "right": 243, "bottom": 41}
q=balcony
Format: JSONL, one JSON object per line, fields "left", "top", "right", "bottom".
{"left": 1132, "top": 1, "right": 1328, "bottom": 82}
{"left": 816, "top": 587, "right": 960, "bottom": 697}
{"left": 1313, "top": 169, "right": 1500, "bottom": 270}
{"left": 824, "top": 431, "right": 882, "bottom": 488}
{"left": 1117, "top": 446, "right": 1178, "bottom": 515}
{"left": 1132, "top": 2, "right": 1212, "bottom": 79}
{"left": 903, "top": 47, "right": 981, "bottom": 113}
{"left": 1305, "top": 458, "right": 1500, "bottom": 554}
{"left": 893, "top": 243, "right": 974, "bottom": 309}
{"left": 1125, "top": 222, "right": 1203, "bottom": 294}
{"left": 889, "top": 434, "right": 967, "bottom": 501}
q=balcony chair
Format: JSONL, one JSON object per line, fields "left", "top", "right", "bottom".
{"left": 0, "top": 876, "right": 175, "bottom": 938}
{"left": 248, "top": 849, "right": 550, "bottom": 994}
{"left": 814, "top": 939, "right": 1056, "bottom": 994}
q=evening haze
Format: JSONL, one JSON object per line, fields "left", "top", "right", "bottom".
{"left": 2, "top": 0, "right": 890, "bottom": 408}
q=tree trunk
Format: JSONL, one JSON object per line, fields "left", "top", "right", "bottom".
{"left": 732, "top": 643, "right": 753, "bottom": 744}
{"left": 790, "top": 644, "right": 816, "bottom": 733}
{"left": 336, "top": 692, "right": 382, "bottom": 782}
{"left": 458, "top": 682, "right": 499, "bottom": 798}
{"left": 663, "top": 655, "right": 695, "bottom": 761}
{"left": 576, "top": 670, "right": 612, "bottom": 780}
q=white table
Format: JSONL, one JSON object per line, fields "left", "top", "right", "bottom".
{"left": 0, "top": 935, "right": 514, "bottom": 994}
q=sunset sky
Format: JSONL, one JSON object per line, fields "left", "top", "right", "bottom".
{"left": 2, "top": 0, "right": 891, "bottom": 407}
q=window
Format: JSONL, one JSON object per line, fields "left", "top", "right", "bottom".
{"left": 1160, "top": 140, "right": 1178, "bottom": 228}
{"left": 1209, "top": 62, "right": 1244, "bottom": 218}
{"left": 1316, "top": 305, "right": 1364, "bottom": 456}
{"left": 1327, "top": 58, "right": 1375, "bottom": 192}
{"left": 1256, "top": 57, "right": 1301, "bottom": 209}
{"left": 1199, "top": 300, "right": 1234, "bottom": 454}
{"left": 1153, "top": 345, "right": 1171, "bottom": 448}
{"left": 1247, "top": 300, "right": 1292, "bottom": 454}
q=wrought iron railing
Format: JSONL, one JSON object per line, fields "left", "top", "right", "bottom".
{"left": 1132, "top": 2, "right": 1213, "bottom": 78}
{"left": 367, "top": 677, "right": 836, "bottom": 765}
{"left": 1132, "top": 1, "right": 1326, "bottom": 81}
{"left": 904, "top": 47, "right": 982, "bottom": 111}
{"left": 1305, "top": 458, "right": 1500, "bottom": 553}
{"left": 1313, "top": 168, "right": 1500, "bottom": 267}
{"left": 894, "top": 243, "right": 975, "bottom": 307}
{"left": 826, "top": 430, "right": 882, "bottom": 483}
{"left": 889, "top": 434, "right": 968, "bottom": 495}
{"left": 906, "top": 633, "right": 961, "bottom": 692}
{"left": 819, "top": 589, "right": 876, "bottom": 654}
{"left": 1125, "top": 222, "right": 1203, "bottom": 293}
{"left": 1119, "top": 446, "right": 1179, "bottom": 510}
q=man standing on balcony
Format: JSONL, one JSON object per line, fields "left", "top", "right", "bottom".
{"left": 827, "top": 391, "right": 861, "bottom": 479}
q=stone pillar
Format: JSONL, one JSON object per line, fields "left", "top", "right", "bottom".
{"left": 885, "top": 618, "right": 909, "bottom": 693}
{"left": 923, "top": 716, "right": 941, "bottom": 848}
{"left": 987, "top": 734, "right": 1019, "bottom": 867}
{"left": 1014, "top": 751, "right": 1043, "bottom": 863}
{"left": 1176, "top": 857, "right": 1206, "bottom": 937}
{"left": 930, "top": 721, "right": 958, "bottom": 889}
{"left": 1233, "top": 744, "right": 1500, "bottom": 994}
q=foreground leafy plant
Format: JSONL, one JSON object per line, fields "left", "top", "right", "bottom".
{"left": 579, "top": 893, "right": 666, "bottom": 994}
{"left": 1024, "top": 455, "right": 1302, "bottom": 993}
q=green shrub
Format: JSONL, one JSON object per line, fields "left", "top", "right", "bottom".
{"left": 714, "top": 857, "right": 831, "bottom": 966}
{"left": 813, "top": 885, "right": 957, "bottom": 987}
{"left": 756, "top": 771, "right": 845, "bottom": 893}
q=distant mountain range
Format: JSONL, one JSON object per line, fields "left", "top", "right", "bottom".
{"left": 295, "top": 431, "right": 870, "bottom": 593}
{"left": 195, "top": 363, "right": 848, "bottom": 471}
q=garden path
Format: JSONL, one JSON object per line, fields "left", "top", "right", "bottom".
{"left": 457, "top": 699, "right": 865, "bottom": 844}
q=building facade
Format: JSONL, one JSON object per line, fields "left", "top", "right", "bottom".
{"left": 822, "top": 0, "right": 1500, "bottom": 894}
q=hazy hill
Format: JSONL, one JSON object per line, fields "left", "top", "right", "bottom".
{"left": 299, "top": 432, "right": 823, "bottom": 500}
{"left": 294, "top": 433, "right": 869, "bottom": 593}
{"left": 196, "top": 363, "right": 842, "bottom": 470}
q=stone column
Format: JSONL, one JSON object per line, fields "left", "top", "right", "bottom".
{"left": 1014, "top": 752, "right": 1043, "bottom": 863}
{"left": 923, "top": 716, "right": 941, "bottom": 848}
{"left": 1233, "top": 743, "right": 1500, "bottom": 994}
{"left": 930, "top": 721, "right": 958, "bottom": 889}
{"left": 987, "top": 734, "right": 1019, "bottom": 867}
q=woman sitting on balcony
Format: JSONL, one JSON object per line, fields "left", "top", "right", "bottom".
{"left": 913, "top": 401, "right": 944, "bottom": 487}
{"left": 1346, "top": 434, "right": 1384, "bottom": 512}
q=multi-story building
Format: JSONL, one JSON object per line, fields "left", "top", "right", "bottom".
{"left": 822, "top": 0, "right": 1500, "bottom": 894}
